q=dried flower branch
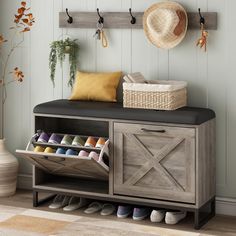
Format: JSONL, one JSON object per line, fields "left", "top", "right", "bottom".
{"left": 10, "top": 67, "right": 25, "bottom": 82}
{"left": 14, "top": 1, "right": 35, "bottom": 33}
{"left": 0, "top": 35, "right": 7, "bottom": 46}
{"left": 0, "top": 1, "right": 35, "bottom": 138}
{"left": 196, "top": 23, "right": 208, "bottom": 52}
{"left": 1, "top": 1, "right": 34, "bottom": 92}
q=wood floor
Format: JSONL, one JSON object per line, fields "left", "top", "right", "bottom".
{"left": 0, "top": 190, "right": 235, "bottom": 235}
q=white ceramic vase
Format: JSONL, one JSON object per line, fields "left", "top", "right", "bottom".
{"left": 0, "top": 139, "right": 19, "bottom": 197}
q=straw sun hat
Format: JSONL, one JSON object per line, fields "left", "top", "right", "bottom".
{"left": 143, "top": 1, "right": 188, "bottom": 49}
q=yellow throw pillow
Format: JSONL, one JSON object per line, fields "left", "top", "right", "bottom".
{"left": 69, "top": 71, "right": 122, "bottom": 102}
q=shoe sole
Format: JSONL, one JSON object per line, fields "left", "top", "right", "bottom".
{"left": 117, "top": 213, "right": 131, "bottom": 218}
{"left": 49, "top": 205, "right": 63, "bottom": 209}
{"left": 63, "top": 206, "right": 80, "bottom": 211}
{"left": 133, "top": 214, "right": 149, "bottom": 221}
{"left": 101, "top": 211, "right": 115, "bottom": 216}
{"left": 165, "top": 219, "right": 179, "bottom": 224}
{"left": 165, "top": 216, "right": 186, "bottom": 225}
{"left": 150, "top": 218, "right": 164, "bottom": 223}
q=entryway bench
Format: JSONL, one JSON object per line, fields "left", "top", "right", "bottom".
{"left": 17, "top": 100, "right": 216, "bottom": 229}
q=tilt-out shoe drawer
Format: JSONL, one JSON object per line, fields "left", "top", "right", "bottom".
{"left": 16, "top": 150, "right": 109, "bottom": 181}
{"left": 16, "top": 132, "right": 110, "bottom": 181}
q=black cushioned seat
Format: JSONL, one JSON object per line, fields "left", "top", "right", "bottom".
{"left": 34, "top": 99, "right": 215, "bottom": 125}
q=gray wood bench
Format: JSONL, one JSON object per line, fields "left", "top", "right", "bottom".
{"left": 16, "top": 100, "right": 216, "bottom": 229}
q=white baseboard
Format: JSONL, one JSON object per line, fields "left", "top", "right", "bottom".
{"left": 17, "top": 174, "right": 32, "bottom": 190}
{"left": 216, "top": 197, "right": 236, "bottom": 216}
{"left": 17, "top": 174, "right": 236, "bottom": 216}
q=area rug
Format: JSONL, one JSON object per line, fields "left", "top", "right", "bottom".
{"left": 0, "top": 205, "right": 204, "bottom": 236}
{"left": 0, "top": 215, "right": 69, "bottom": 235}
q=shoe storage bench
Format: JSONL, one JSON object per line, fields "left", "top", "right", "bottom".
{"left": 16, "top": 100, "right": 216, "bottom": 229}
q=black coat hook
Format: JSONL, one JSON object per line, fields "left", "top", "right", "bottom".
{"left": 66, "top": 8, "right": 73, "bottom": 24}
{"left": 97, "top": 8, "right": 104, "bottom": 24}
{"left": 129, "top": 8, "right": 136, "bottom": 25}
{"left": 198, "top": 8, "right": 205, "bottom": 25}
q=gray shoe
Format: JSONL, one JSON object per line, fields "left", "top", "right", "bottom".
{"left": 63, "top": 197, "right": 88, "bottom": 211}
{"left": 133, "top": 207, "right": 150, "bottom": 221}
{"left": 117, "top": 205, "right": 133, "bottom": 218}
{"left": 100, "top": 204, "right": 116, "bottom": 216}
{"left": 49, "top": 195, "right": 70, "bottom": 209}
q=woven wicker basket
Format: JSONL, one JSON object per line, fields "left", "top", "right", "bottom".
{"left": 123, "top": 80, "right": 187, "bottom": 111}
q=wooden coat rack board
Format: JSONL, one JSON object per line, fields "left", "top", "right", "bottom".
{"left": 59, "top": 11, "right": 217, "bottom": 30}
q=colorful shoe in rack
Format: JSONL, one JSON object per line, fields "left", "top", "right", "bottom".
{"left": 72, "top": 136, "right": 85, "bottom": 146}
{"left": 65, "top": 149, "right": 78, "bottom": 156}
{"left": 34, "top": 146, "right": 45, "bottom": 152}
{"left": 61, "top": 135, "right": 73, "bottom": 145}
{"left": 56, "top": 148, "right": 66, "bottom": 155}
{"left": 37, "top": 132, "right": 49, "bottom": 143}
{"left": 88, "top": 151, "right": 99, "bottom": 161}
{"left": 48, "top": 133, "right": 62, "bottom": 144}
{"left": 78, "top": 150, "right": 89, "bottom": 158}
{"left": 84, "top": 137, "right": 96, "bottom": 148}
{"left": 44, "top": 147, "right": 56, "bottom": 153}
{"left": 95, "top": 138, "right": 106, "bottom": 149}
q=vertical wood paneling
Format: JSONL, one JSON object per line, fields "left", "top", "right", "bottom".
{"left": 169, "top": 0, "right": 198, "bottom": 106}
{"left": 121, "top": 0, "right": 132, "bottom": 74}
{"left": 52, "top": 0, "right": 63, "bottom": 100}
{"left": 30, "top": 0, "right": 54, "bottom": 107}
{"left": 96, "top": 0, "right": 122, "bottom": 72}
{"left": 1, "top": 0, "right": 32, "bottom": 174}
{"left": 207, "top": 0, "right": 227, "bottom": 193}
{"left": 61, "top": 0, "right": 87, "bottom": 99}
{"left": 225, "top": 0, "right": 236, "bottom": 197}
{"left": 1, "top": 0, "right": 236, "bottom": 198}
{"left": 83, "top": 0, "right": 97, "bottom": 72}
{"left": 18, "top": 1, "right": 32, "bottom": 174}
{"left": 196, "top": 0, "right": 208, "bottom": 107}
{"left": 131, "top": 0, "right": 158, "bottom": 79}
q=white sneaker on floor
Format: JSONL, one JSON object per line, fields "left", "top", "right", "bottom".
{"left": 63, "top": 197, "right": 88, "bottom": 211}
{"left": 49, "top": 195, "right": 71, "bottom": 209}
{"left": 150, "top": 209, "right": 166, "bottom": 223}
{"left": 165, "top": 211, "right": 187, "bottom": 225}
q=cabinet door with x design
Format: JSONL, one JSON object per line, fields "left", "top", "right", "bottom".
{"left": 113, "top": 123, "right": 196, "bottom": 203}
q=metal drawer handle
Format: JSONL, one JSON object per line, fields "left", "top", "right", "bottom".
{"left": 141, "top": 128, "right": 166, "bottom": 133}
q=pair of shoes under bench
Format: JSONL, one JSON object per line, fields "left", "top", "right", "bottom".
{"left": 49, "top": 195, "right": 88, "bottom": 211}
{"left": 150, "top": 209, "right": 187, "bottom": 224}
{"left": 84, "top": 202, "right": 116, "bottom": 216}
{"left": 117, "top": 205, "right": 150, "bottom": 220}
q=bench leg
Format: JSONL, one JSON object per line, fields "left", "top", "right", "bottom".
{"left": 194, "top": 197, "right": 215, "bottom": 230}
{"left": 33, "top": 190, "right": 56, "bottom": 207}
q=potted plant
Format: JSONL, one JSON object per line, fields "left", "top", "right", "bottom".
{"left": 0, "top": 1, "right": 35, "bottom": 197}
{"left": 49, "top": 37, "right": 79, "bottom": 87}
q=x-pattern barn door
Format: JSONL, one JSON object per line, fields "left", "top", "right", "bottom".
{"left": 114, "top": 123, "right": 196, "bottom": 203}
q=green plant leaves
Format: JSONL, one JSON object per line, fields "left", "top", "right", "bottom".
{"left": 49, "top": 37, "right": 79, "bottom": 87}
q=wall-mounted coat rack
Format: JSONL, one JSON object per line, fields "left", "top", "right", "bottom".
{"left": 59, "top": 10, "right": 217, "bottom": 30}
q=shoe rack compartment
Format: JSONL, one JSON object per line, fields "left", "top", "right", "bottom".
{"left": 33, "top": 170, "right": 109, "bottom": 195}
{"left": 16, "top": 133, "right": 109, "bottom": 181}
{"left": 35, "top": 116, "right": 109, "bottom": 137}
